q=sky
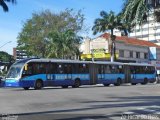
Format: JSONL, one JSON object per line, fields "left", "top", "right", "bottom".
{"left": 0, "top": 0, "right": 124, "bottom": 55}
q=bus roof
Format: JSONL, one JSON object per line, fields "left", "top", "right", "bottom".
{"left": 124, "top": 62, "right": 154, "bottom": 67}
{"left": 14, "top": 58, "right": 155, "bottom": 67}
{"left": 94, "top": 61, "right": 124, "bottom": 65}
{"left": 24, "top": 59, "right": 124, "bottom": 65}
{"left": 25, "top": 58, "right": 92, "bottom": 64}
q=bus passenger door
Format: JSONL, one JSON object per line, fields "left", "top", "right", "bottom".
{"left": 124, "top": 65, "right": 131, "bottom": 83}
{"left": 46, "top": 62, "right": 55, "bottom": 86}
{"left": 97, "top": 65, "right": 105, "bottom": 83}
{"left": 64, "top": 64, "right": 72, "bottom": 82}
{"left": 89, "top": 63, "right": 97, "bottom": 85}
{"left": 46, "top": 73, "right": 53, "bottom": 86}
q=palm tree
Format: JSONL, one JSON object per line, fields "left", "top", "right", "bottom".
{"left": 0, "top": 0, "right": 16, "bottom": 12}
{"left": 122, "top": 0, "right": 160, "bottom": 25}
{"left": 92, "top": 11, "right": 130, "bottom": 62}
{"left": 48, "top": 30, "right": 81, "bottom": 59}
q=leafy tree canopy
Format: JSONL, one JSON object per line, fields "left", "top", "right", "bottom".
{"left": 92, "top": 10, "right": 131, "bottom": 36}
{"left": 121, "top": 0, "right": 160, "bottom": 26}
{"left": 17, "top": 9, "right": 85, "bottom": 58}
{"left": 0, "top": 51, "right": 14, "bottom": 63}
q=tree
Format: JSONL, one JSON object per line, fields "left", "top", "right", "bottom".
{"left": 122, "top": 0, "right": 160, "bottom": 25}
{"left": 0, "top": 0, "right": 16, "bottom": 12}
{"left": 0, "top": 51, "right": 14, "bottom": 75}
{"left": 0, "top": 51, "right": 14, "bottom": 63}
{"left": 48, "top": 30, "right": 82, "bottom": 59}
{"left": 92, "top": 11, "right": 130, "bottom": 62}
{"left": 17, "top": 9, "right": 85, "bottom": 59}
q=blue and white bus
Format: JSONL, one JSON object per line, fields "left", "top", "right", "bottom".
{"left": 95, "top": 62, "right": 156, "bottom": 86}
{"left": 95, "top": 61, "right": 125, "bottom": 86}
{"left": 3, "top": 58, "right": 156, "bottom": 90}
{"left": 124, "top": 63, "right": 156, "bottom": 85}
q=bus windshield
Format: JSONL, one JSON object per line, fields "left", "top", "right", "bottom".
{"left": 6, "top": 63, "right": 24, "bottom": 79}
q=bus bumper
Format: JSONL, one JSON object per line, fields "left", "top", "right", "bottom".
{"left": 4, "top": 80, "right": 20, "bottom": 87}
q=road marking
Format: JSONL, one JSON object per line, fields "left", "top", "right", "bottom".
{"left": 155, "top": 112, "right": 160, "bottom": 114}
{"left": 136, "top": 107, "right": 146, "bottom": 110}
{"left": 150, "top": 105, "right": 160, "bottom": 108}
{"left": 123, "top": 112, "right": 135, "bottom": 114}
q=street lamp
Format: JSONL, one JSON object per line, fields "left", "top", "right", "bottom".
{"left": 0, "top": 41, "right": 12, "bottom": 49}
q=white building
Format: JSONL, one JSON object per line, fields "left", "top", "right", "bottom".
{"left": 130, "top": 10, "right": 160, "bottom": 45}
{"left": 80, "top": 33, "right": 160, "bottom": 66}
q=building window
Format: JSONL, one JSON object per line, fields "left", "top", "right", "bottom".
{"left": 119, "top": 50, "right": 124, "bottom": 57}
{"left": 136, "top": 52, "right": 140, "bottom": 58}
{"left": 144, "top": 53, "right": 148, "bottom": 59}
{"left": 130, "top": 51, "right": 133, "bottom": 58}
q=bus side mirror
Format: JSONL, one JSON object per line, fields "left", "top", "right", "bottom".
{"left": 24, "top": 64, "right": 28, "bottom": 71}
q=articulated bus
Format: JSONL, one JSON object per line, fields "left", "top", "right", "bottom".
{"left": 3, "top": 58, "right": 156, "bottom": 90}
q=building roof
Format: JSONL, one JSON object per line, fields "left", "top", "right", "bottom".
{"left": 100, "top": 33, "right": 160, "bottom": 48}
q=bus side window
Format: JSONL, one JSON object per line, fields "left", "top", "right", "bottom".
{"left": 78, "top": 64, "right": 89, "bottom": 73}
{"left": 72, "top": 64, "right": 77, "bottom": 74}
{"left": 130, "top": 66, "right": 135, "bottom": 74}
{"left": 79, "top": 64, "right": 83, "bottom": 73}
{"left": 151, "top": 67, "right": 155, "bottom": 74}
{"left": 50, "top": 63, "right": 56, "bottom": 74}
{"left": 23, "top": 63, "right": 33, "bottom": 75}
{"left": 115, "top": 65, "right": 119, "bottom": 73}
{"left": 110, "top": 65, "right": 116, "bottom": 73}
{"left": 64, "top": 64, "right": 72, "bottom": 74}
{"left": 57, "top": 64, "right": 63, "bottom": 74}
{"left": 98, "top": 65, "right": 104, "bottom": 74}
{"left": 105, "top": 65, "right": 111, "bottom": 73}
{"left": 37, "top": 63, "right": 45, "bottom": 74}
{"left": 135, "top": 66, "right": 140, "bottom": 74}
{"left": 118, "top": 65, "right": 123, "bottom": 73}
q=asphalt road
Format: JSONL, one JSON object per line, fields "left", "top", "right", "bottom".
{"left": 0, "top": 83, "right": 160, "bottom": 120}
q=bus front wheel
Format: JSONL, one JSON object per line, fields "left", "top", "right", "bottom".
{"left": 34, "top": 80, "right": 43, "bottom": 90}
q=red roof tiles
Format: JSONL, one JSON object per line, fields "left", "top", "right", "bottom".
{"left": 100, "top": 33, "right": 160, "bottom": 48}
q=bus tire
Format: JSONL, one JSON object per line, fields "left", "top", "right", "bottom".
{"left": 62, "top": 86, "right": 68, "bottom": 88}
{"left": 114, "top": 78, "right": 121, "bottom": 86}
{"left": 141, "top": 78, "right": 148, "bottom": 85}
{"left": 34, "top": 80, "right": 43, "bottom": 90}
{"left": 131, "top": 83, "right": 137, "bottom": 85}
{"left": 23, "top": 87, "right": 30, "bottom": 90}
{"left": 103, "top": 84, "right": 110, "bottom": 86}
{"left": 72, "top": 79, "right": 81, "bottom": 88}
{"left": 150, "top": 79, "right": 156, "bottom": 83}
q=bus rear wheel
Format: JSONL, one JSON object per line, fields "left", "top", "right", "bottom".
{"left": 34, "top": 80, "right": 43, "bottom": 90}
{"left": 131, "top": 83, "right": 137, "bottom": 85}
{"left": 62, "top": 86, "right": 68, "bottom": 88}
{"left": 141, "top": 78, "right": 148, "bottom": 85}
{"left": 114, "top": 78, "right": 121, "bottom": 86}
{"left": 72, "top": 79, "right": 81, "bottom": 88}
{"left": 103, "top": 84, "right": 110, "bottom": 86}
{"left": 23, "top": 87, "right": 30, "bottom": 90}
